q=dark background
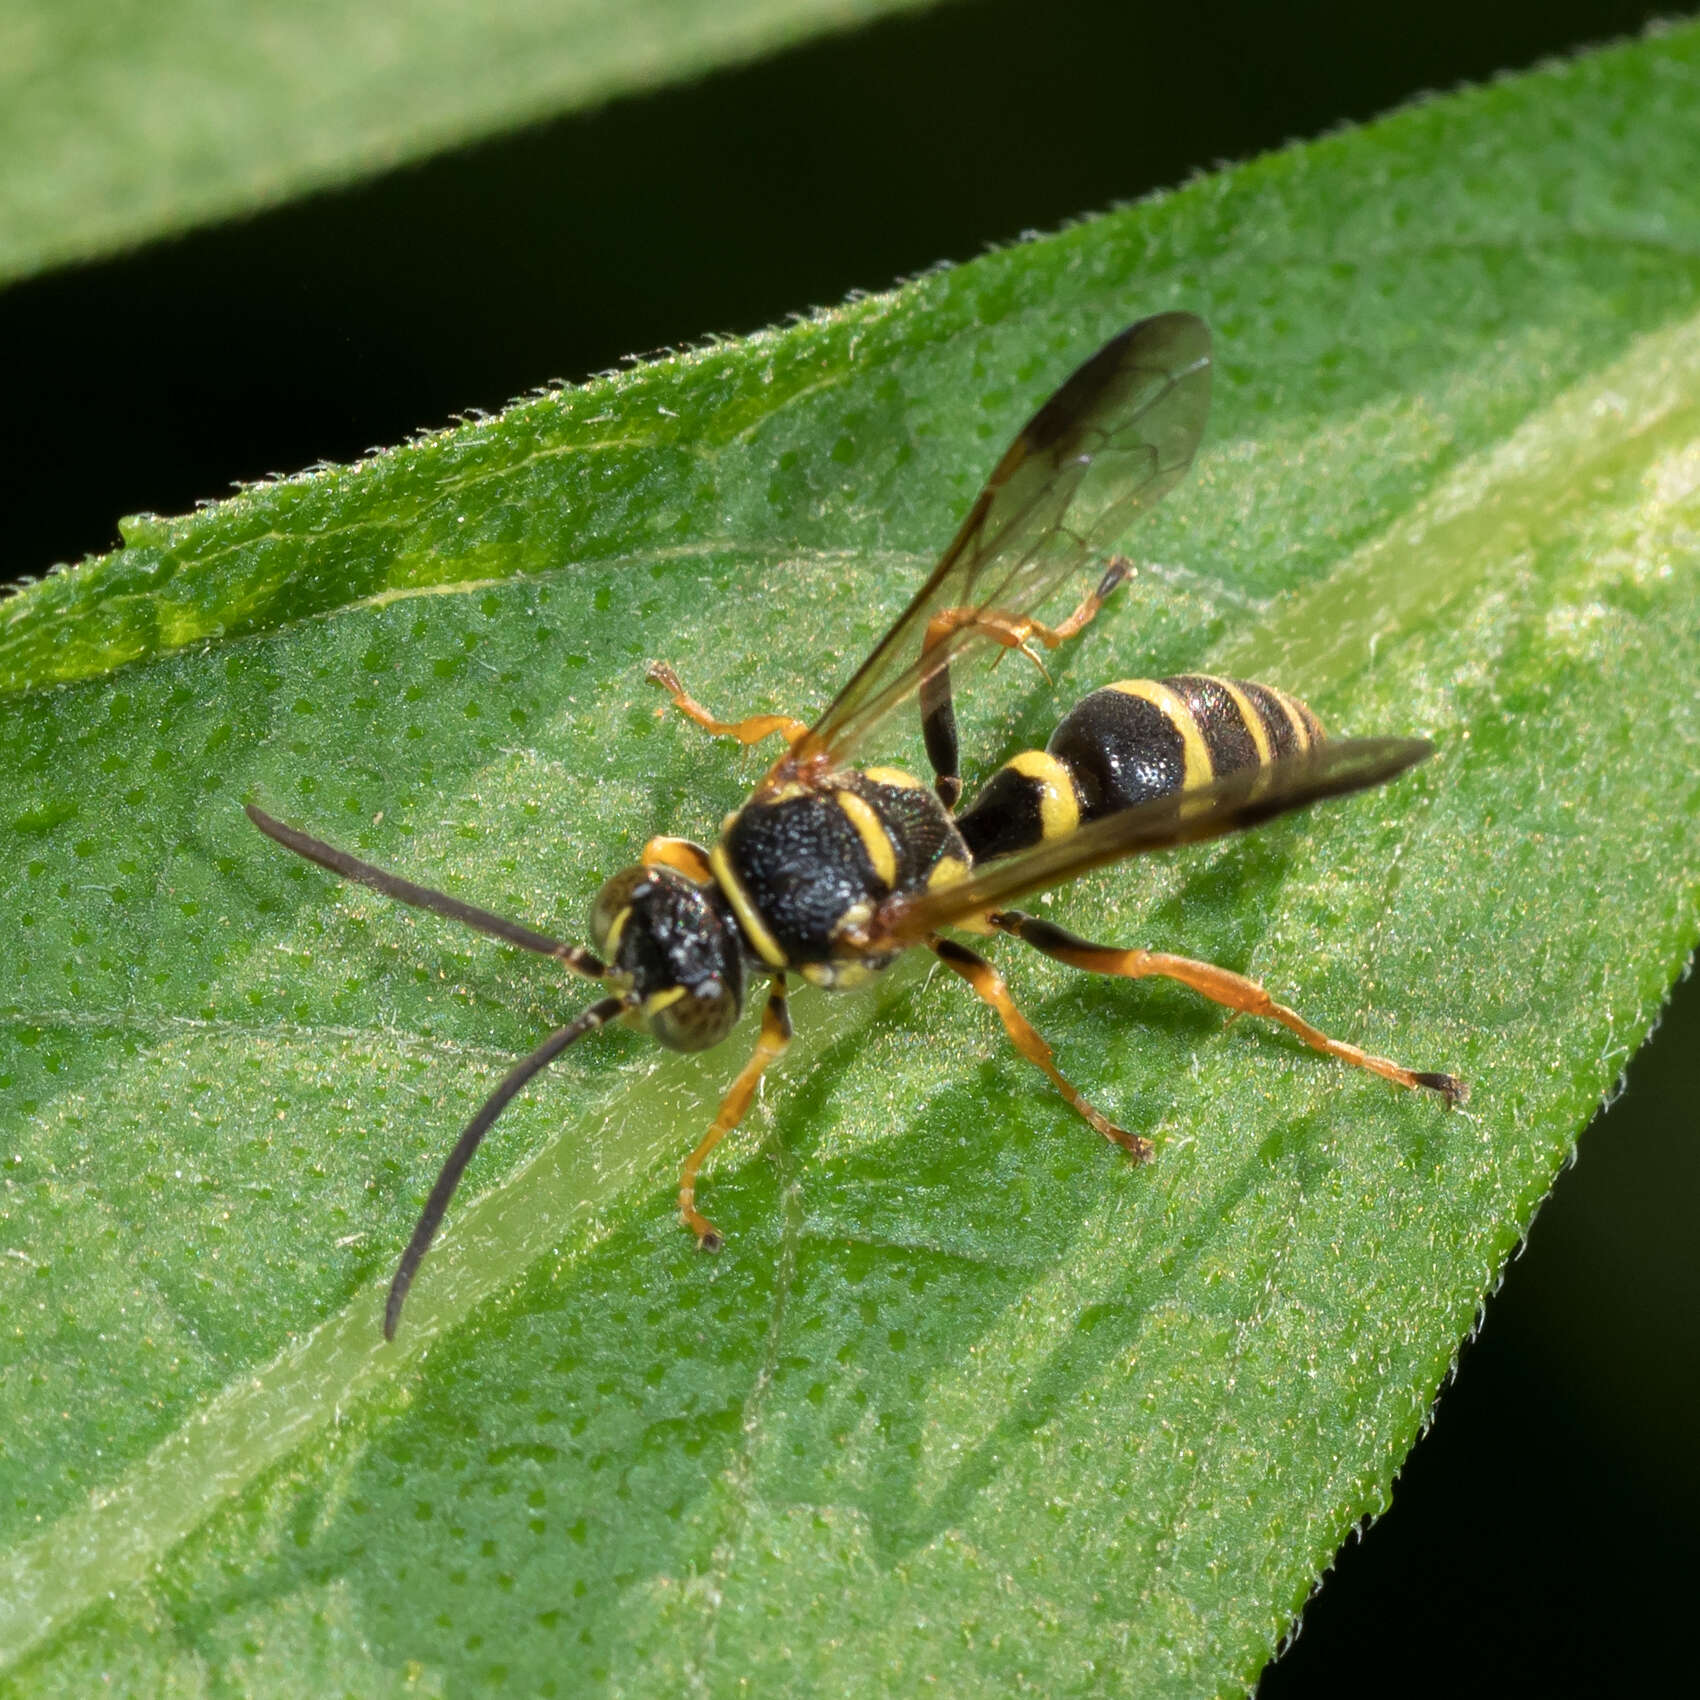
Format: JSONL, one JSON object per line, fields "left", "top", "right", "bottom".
{"left": 3, "top": 1, "right": 1694, "bottom": 1691}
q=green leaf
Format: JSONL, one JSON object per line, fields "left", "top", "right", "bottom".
{"left": 4, "top": 24, "right": 1699, "bottom": 1695}
{"left": 0, "top": 0, "right": 940, "bottom": 287}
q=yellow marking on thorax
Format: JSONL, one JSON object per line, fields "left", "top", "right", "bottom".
{"left": 861, "top": 766, "right": 924, "bottom": 790}
{"left": 643, "top": 986, "right": 688, "bottom": 1016}
{"left": 1108, "top": 679, "right": 1214, "bottom": 789}
{"left": 835, "top": 788, "right": 899, "bottom": 888}
{"left": 1195, "top": 674, "right": 1272, "bottom": 767}
{"left": 1007, "top": 750, "right": 1080, "bottom": 839}
{"left": 931, "top": 850, "right": 996, "bottom": 933}
{"left": 927, "top": 853, "right": 971, "bottom": 892}
{"left": 832, "top": 899, "right": 875, "bottom": 936}
{"left": 641, "top": 835, "right": 715, "bottom": 883}
{"left": 708, "top": 836, "right": 790, "bottom": 969}
{"left": 759, "top": 780, "right": 809, "bottom": 803}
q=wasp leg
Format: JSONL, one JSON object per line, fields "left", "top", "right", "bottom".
{"left": 1020, "top": 553, "right": 1137, "bottom": 650}
{"left": 641, "top": 836, "right": 716, "bottom": 883}
{"left": 992, "top": 910, "right": 1466, "bottom": 1105}
{"left": 929, "top": 935, "right": 1152, "bottom": 1157}
{"left": 680, "top": 978, "right": 792, "bottom": 1250}
{"left": 921, "top": 557, "right": 1133, "bottom": 810}
{"left": 647, "top": 661, "right": 810, "bottom": 749}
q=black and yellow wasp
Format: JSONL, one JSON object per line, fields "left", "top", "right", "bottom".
{"left": 248, "top": 312, "right": 1463, "bottom": 1339}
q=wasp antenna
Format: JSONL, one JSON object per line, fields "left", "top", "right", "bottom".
{"left": 384, "top": 992, "right": 635, "bottom": 1340}
{"left": 244, "top": 803, "right": 605, "bottom": 977}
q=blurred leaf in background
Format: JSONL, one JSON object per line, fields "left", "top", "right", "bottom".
{"left": 2, "top": 3, "right": 1697, "bottom": 1696}
{"left": 0, "top": 0, "right": 941, "bottom": 285}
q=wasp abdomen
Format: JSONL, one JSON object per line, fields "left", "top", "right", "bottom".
{"left": 954, "top": 673, "right": 1323, "bottom": 863}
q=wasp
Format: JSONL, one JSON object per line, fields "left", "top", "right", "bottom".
{"left": 247, "top": 312, "right": 1464, "bottom": 1339}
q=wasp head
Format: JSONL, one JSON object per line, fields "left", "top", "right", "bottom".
{"left": 589, "top": 865, "right": 745, "bottom": 1051}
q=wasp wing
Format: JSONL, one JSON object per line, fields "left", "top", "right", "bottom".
{"left": 862, "top": 737, "right": 1435, "bottom": 949}
{"left": 781, "top": 312, "right": 1212, "bottom": 776}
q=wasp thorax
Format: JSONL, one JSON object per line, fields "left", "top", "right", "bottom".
{"left": 589, "top": 865, "right": 745, "bottom": 1051}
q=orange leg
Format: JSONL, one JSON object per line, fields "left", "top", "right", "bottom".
{"left": 1022, "top": 554, "right": 1137, "bottom": 648}
{"left": 647, "top": 660, "right": 809, "bottom": 748}
{"left": 929, "top": 935, "right": 1153, "bottom": 1159}
{"left": 992, "top": 910, "right": 1466, "bottom": 1104}
{"left": 923, "top": 556, "right": 1134, "bottom": 678}
{"left": 680, "top": 979, "right": 792, "bottom": 1249}
{"left": 920, "top": 559, "right": 1132, "bottom": 808}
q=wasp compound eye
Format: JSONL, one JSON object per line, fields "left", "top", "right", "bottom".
{"left": 589, "top": 866, "right": 650, "bottom": 958}
{"left": 642, "top": 975, "right": 741, "bottom": 1053}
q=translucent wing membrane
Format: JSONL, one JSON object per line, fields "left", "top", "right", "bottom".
{"left": 782, "top": 312, "right": 1213, "bottom": 776}
{"left": 863, "top": 738, "right": 1436, "bottom": 950}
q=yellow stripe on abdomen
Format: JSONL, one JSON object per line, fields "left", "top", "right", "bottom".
{"left": 1006, "top": 750, "right": 1081, "bottom": 839}
{"left": 1108, "top": 678, "right": 1215, "bottom": 789}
